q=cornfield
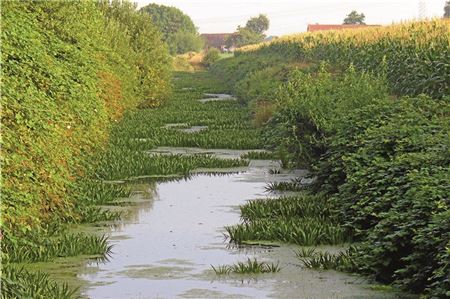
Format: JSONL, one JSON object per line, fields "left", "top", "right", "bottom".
{"left": 237, "top": 19, "right": 450, "bottom": 98}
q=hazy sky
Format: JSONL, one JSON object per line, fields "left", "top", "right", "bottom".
{"left": 134, "top": 0, "right": 447, "bottom": 36}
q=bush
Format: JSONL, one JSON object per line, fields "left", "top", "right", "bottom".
{"left": 202, "top": 48, "right": 221, "bottom": 67}
{"left": 325, "top": 96, "right": 450, "bottom": 295}
{"left": 264, "top": 65, "right": 389, "bottom": 167}
{"left": 214, "top": 38, "right": 449, "bottom": 294}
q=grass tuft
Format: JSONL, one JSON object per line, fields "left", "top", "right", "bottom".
{"left": 212, "top": 258, "right": 281, "bottom": 275}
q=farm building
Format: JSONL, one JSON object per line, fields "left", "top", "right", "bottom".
{"left": 201, "top": 33, "right": 235, "bottom": 52}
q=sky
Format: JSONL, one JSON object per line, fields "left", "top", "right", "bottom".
{"left": 134, "top": 0, "right": 447, "bottom": 36}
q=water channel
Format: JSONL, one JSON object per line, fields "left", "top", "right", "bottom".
{"left": 77, "top": 157, "right": 406, "bottom": 299}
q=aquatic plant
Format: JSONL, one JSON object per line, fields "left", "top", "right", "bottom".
{"left": 240, "top": 194, "right": 333, "bottom": 221}
{"left": 294, "top": 247, "right": 317, "bottom": 258}
{"left": 240, "top": 151, "right": 278, "bottom": 160}
{"left": 297, "top": 247, "right": 358, "bottom": 272}
{"left": 1, "top": 266, "right": 78, "bottom": 299}
{"left": 265, "top": 179, "right": 304, "bottom": 192}
{"left": 225, "top": 218, "right": 348, "bottom": 246}
{"left": 212, "top": 258, "right": 281, "bottom": 275}
{"left": 4, "top": 233, "right": 112, "bottom": 263}
{"left": 225, "top": 193, "right": 350, "bottom": 246}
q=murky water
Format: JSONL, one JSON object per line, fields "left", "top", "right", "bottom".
{"left": 198, "top": 93, "right": 236, "bottom": 103}
{"left": 78, "top": 162, "right": 407, "bottom": 299}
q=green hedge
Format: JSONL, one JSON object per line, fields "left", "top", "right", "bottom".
{"left": 1, "top": 0, "right": 170, "bottom": 240}
{"left": 266, "top": 70, "right": 450, "bottom": 296}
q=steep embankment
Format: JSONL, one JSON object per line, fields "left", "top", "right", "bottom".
{"left": 211, "top": 20, "right": 450, "bottom": 297}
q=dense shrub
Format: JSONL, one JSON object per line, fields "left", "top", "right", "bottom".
{"left": 2, "top": 1, "right": 171, "bottom": 297}
{"left": 325, "top": 96, "right": 449, "bottom": 296}
{"left": 1, "top": 0, "right": 170, "bottom": 250}
{"left": 267, "top": 76, "right": 449, "bottom": 295}
{"left": 214, "top": 26, "right": 449, "bottom": 293}
{"left": 264, "top": 66, "right": 389, "bottom": 166}
{"left": 202, "top": 48, "right": 221, "bottom": 67}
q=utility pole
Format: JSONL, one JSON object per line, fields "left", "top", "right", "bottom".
{"left": 418, "top": 0, "right": 427, "bottom": 19}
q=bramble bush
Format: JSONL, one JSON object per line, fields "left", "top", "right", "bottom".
{"left": 265, "top": 71, "right": 449, "bottom": 296}
{"left": 323, "top": 96, "right": 449, "bottom": 296}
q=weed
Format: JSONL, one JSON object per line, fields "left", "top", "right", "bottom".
{"left": 240, "top": 151, "right": 277, "bottom": 160}
{"left": 1, "top": 266, "right": 79, "bottom": 299}
{"left": 295, "top": 247, "right": 317, "bottom": 258}
{"left": 297, "top": 247, "right": 358, "bottom": 272}
{"left": 212, "top": 258, "right": 281, "bottom": 275}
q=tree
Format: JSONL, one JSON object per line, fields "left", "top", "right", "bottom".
{"left": 202, "top": 48, "right": 220, "bottom": 67}
{"left": 226, "top": 26, "right": 264, "bottom": 48}
{"left": 140, "top": 3, "right": 203, "bottom": 54}
{"left": 343, "top": 10, "right": 366, "bottom": 24}
{"left": 226, "top": 14, "right": 270, "bottom": 48}
{"left": 245, "top": 14, "right": 269, "bottom": 34}
{"left": 445, "top": 1, "right": 450, "bottom": 18}
{"left": 169, "top": 31, "right": 204, "bottom": 54}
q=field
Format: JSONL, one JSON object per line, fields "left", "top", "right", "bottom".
{"left": 211, "top": 19, "right": 450, "bottom": 297}
{"left": 2, "top": 4, "right": 449, "bottom": 297}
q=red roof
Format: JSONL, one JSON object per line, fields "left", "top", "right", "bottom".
{"left": 200, "top": 33, "right": 233, "bottom": 48}
{"left": 307, "top": 24, "right": 380, "bottom": 32}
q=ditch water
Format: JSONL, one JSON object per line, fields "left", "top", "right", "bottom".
{"left": 77, "top": 155, "right": 406, "bottom": 299}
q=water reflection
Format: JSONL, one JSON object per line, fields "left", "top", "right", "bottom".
{"left": 79, "top": 168, "right": 407, "bottom": 299}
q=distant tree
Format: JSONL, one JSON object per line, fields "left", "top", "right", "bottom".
{"left": 202, "top": 48, "right": 220, "bottom": 67}
{"left": 140, "top": 3, "right": 203, "bottom": 54}
{"left": 169, "top": 31, "right": 204, "bottom": 54}
{"left": 226, "top": 14, "right": 270, "bottom": 48}
{"left": 445, "top": 1, "right": 450, "bottom": 18}
{"left": 343, "top": 10, "right": 366, "bottom": 24}
{"left": 226, "top": 26, "right": 264, "bottom": 48}
{"left": 245, "top": 14, "right": 270, "bottom": 34}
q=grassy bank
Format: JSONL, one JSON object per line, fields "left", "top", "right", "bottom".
{"left": 212, "top": 20, "right": 450, "bottom": 297}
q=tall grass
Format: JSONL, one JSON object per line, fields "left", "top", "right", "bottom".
{"left": 237, "top": 19, "right": 450, "bottom": 98}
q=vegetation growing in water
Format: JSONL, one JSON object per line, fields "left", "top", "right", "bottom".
{"left": 211, "top": 258, "right": 281, "bottom": 275}
{"left": 212, "top": 19, "right": 450, "bottom": 297}
{"left": 3, "top": 2, "right": 449, "bottom": 297}
{"left": 225, "top": 193, "right": 350, "bottom": 246}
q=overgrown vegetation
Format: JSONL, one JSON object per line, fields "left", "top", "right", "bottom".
{"left": 225, "top": 193, "right": 350, "bottom": 246}
{"left": 2, "top": 33, "right": 260, "bottom": 295}
{"left": 213, "top": 19, "right": 450, "bottom": 297}
{"left": 2, "top": 1, "right": 171, "bottom": 297}
{"left": 2, "top": 267, "right": 79, "bottom": 299}
{"left": 2, "top": 0, "right": 170, "bottom": 241}
{"left": 212, "top": 258, "right": 281, "bottom": 275}
{"left": 237, "top": 19, "right": 449, "bottom": 99}
{"left": 202, "top": 48, "right": 220, "bottom": 67}
{"left": 296, "top": 247, "right": 357, "bottom": 271}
